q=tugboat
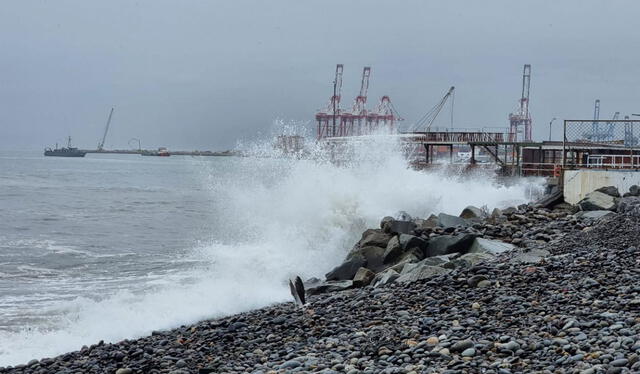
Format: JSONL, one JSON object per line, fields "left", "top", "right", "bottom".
{"left": 44, "top": 136, "right": 87, "bottom": 157}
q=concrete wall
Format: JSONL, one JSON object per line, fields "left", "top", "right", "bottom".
{"left": 563, "top": 169, "right": 640, "bottom": 204}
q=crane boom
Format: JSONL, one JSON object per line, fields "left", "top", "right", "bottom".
{"left": 414, "top": 86, "right": 455, "bottom": 131}
{"left": 351, "top": 66, "right": 371, "bottom": 114}
{"left": 98, "top": 107, "right": 114, "bottom": 151}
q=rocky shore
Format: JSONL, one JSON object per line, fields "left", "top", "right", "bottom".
{"left": 4, "top": 186, "right": 640, "bottom": 374}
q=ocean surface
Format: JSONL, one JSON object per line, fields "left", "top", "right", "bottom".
{"left": 0, "top": 142, "right": 542, "bottom": 366}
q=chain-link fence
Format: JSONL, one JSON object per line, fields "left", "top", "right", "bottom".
{"left": 563, "top": 120, "right": 640, "bottom": 168}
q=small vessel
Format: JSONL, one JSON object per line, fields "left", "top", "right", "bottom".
{"left": 44, "top": 136, "right": 87, "bottom": 157}
{"left": 141, "top": 147, "right": 170, "bottom": 157}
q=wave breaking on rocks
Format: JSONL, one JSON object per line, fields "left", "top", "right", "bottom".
{"left": 4, "top": 185, "right": 640, "bottom": 373}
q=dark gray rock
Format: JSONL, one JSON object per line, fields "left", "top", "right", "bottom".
{"left": 624, "top": 184, "right": 640, "bottom": 197}
{"left": 382, "top": 236, "right": 402, "bottom": 264}
{"left": 578, "top": 191, "right": 616, "bottom": 211}
{"left": 468, "top": 237, "right": 515, "bottom": 255}
{"left": 447, "top": 252, "right": 494, "bottom": 267}
{"left": 354, "top": 246, "right": 386, "bottom": 272}
{"left": 574, "top": 210, "right": 615, "bottom": 220}
{"left": 437, "top": 213, "right": 469, "bottom": 229}
{"left": 617, "top": 196, "right": 640, "bottom": 217}
{"left": 425, "top": 234, "right": 477, "bottom": 257}
{"left": 396, "top": 263, "right": 450, "bottom": 283}
{"left": 306, "top": 280, "right": 354, "bottom": 295}
{"left": 358, "top": 229, "right": 393, "bottom": 248}
{"left": 325, "top": 254, "right": 366, "bottom": 281}
{"left": 388, "top": 220, "right": 416, "bottom": 235}
{"left": 352, "top": 267, "right": 375, "bottom": 287}
{"left": 372, "top": 269, "right": 399, "bottom": 288}
{"left": 398, "top": 234, "right": 428, "bottom": 251}
{"left": 595, "top": 185, "right": 620, "bottom": 197}
{"left": 459, "top": 205, "right": 484, "bottom": 219}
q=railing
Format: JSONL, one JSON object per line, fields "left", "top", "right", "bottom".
{"left": 405, "top": 131, "right": 505, "bottom": 143}
{"left": 563, "top": 120, "right": 640, "bottom": 167}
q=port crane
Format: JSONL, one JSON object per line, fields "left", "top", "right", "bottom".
{"left": 98, "top": 107, "right": 115, "bottom": 151}
{"left": 508, "top": 64, "right": 532, "bottom": 142}
{"left": 411, "top": 86, "right": 455, "bottom": 132}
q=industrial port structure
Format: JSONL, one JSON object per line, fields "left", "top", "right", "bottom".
{"left": 312, "top": 64, "right": 640, "bottom": 179}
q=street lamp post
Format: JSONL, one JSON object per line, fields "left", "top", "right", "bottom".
{"left": 549, "top": 118, "right": 557, "bottom": 141}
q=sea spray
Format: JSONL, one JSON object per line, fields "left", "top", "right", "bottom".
{"left": 0, "top": 135, "right": 543, "bottom": 366}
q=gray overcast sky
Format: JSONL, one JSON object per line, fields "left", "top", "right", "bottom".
{"left": 1, "top": 0, "right": 639, "bottom": 150}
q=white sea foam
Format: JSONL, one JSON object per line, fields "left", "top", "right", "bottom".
{"left": 0, "top": 134, "right": 543, "bottom": 366}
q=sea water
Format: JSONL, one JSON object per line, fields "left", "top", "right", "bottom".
{"left": 0, "top": 139, "right": 542, "bottom": 366}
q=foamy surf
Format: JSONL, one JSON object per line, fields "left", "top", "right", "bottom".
{"left": 0, "top": 136, "right": 543, "bottom": 366}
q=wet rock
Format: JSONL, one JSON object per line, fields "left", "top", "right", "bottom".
{"left": 447, "top": 252, "right": 494, "bottom": 267}
{"left": 396, "top": 263, "right": 450, "bottom": 283}
{"left": 398, "top": 234, "right": 428, "bottom": 252}
{"left": 574, "top": 210, "right": 615, "bottom": 220}
{"left": 358, "top": 229, "right": 393, "bottom": 248}
{"left": 382, "top": 236, "right": 402, "bottom": 264}
{"left": 437, "top": 213, "right": 469, "bottom": 229}
{"left": 372, "top": 268, "right": 399, "bottom": 288}
{"left": 618, "top": 196, "right": 640, "bottom": 217}
{"left": 578, "top": 191, "right": 616, "bottom": 211}
{"left": 325, "top": 255, "right": 366, "bottom": 281}
{"left": 595, "top": 185, "right": 620, "bottom": 197}
{"left": 468, "top": 237, "right": 515, "bottom": 255}
{"left": 451, "top": 340, "right": 474, "bottom": 352}
{"left": 307, "top": 280, "right": 354, "bottom": 295}
{"left": 417, "top": 214, "right": 440, "bottom": 229}
{"left": 425, "top": 234, "right": 477, "bottom": 257}
{"left": 460, "top": 205, "right": 485, "bottom": 219}
{"left": 623, "top": 184, "right": 640, "bottom": 197}
{"left": 352, "top": 267, "right": 375, "bottom": 287}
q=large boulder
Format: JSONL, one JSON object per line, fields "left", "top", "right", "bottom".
{"left": 418, "top": 214, "right": 440, "bottom": 229}
{"left": 380, "top": 216, "right": 416, "bottom": 235}
{"left": 372, "top": 269, "right": 400, "bottom": 288}
{"left": 624, "top": 185, "right": 640, "bottom": 197}
{"left": 352, "top": 246, "right": 386, "bottom": 272}
{"left": 307, "top": 280, "right": 354, "bottom": 296}
{"left": 574, "top": 210, "right": 615, "bottom": 220}
{"left": 534, "top": 189, "right": 564, "bottom": 209}
{"left": 425, "top": 234, "right": 477, "bottom": 257}
{"left": 389, "top": 220, "right": 416, "bottom": 235}
{"left": 445, "top": 252, "right": 495, "bottom": 268}
{"left": 595, "top": 185, "right": 620, "bottom": 198}
{"left": 578, "top": 191, "right": 617, "bottom": 211}
{"left": 617, "top": 196, "right": 640, "bottom": 217}
{"left": 382, "top": 236, "right": 402, "bottom": 263}
{"left": 352, "top": 267, "right": 375, "bottom": 287}
{"left": 399, "top": 234, "right": 428, "bottom": 251}
{"left": 437, "top": 213, "right": 469, "bottom": 229}
{"left": 325, "top": 254, "right": 366, "bottom": 281}
{"left": 459, "top": 205, "right": 485, "bottom": 219}
{"left": 358, "top": 229, "right": 393, "bottom": 248}
{"left": 469, "top": 237, "right": 515, "bottom": 255}
{"left": 384, "top": 234, "right": 428, "bottom": 264}
{"left": 396, "top": 263, "right": 451, "bottom": 283}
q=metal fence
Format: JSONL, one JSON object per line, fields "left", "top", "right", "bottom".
{"left": 563, "top": 120, "right": 640, "bottom": 168}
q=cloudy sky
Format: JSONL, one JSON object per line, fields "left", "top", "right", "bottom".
{"left": 1, "top": 0, "right": 638, "bottom": 150}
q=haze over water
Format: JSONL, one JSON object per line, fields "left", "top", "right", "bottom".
{"left": 0, "top": 141, "right": 541, "bottom": 366}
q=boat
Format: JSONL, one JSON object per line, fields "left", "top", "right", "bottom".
{"left": 141, "top": 147, "right": 170, "bottom": 157}
{"left": 44, "top": 136, "right": 86, "bottom": 157}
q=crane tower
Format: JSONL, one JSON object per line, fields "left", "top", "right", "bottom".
{"left": 508, "top": 64, "right": 532, "bottom": 142}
